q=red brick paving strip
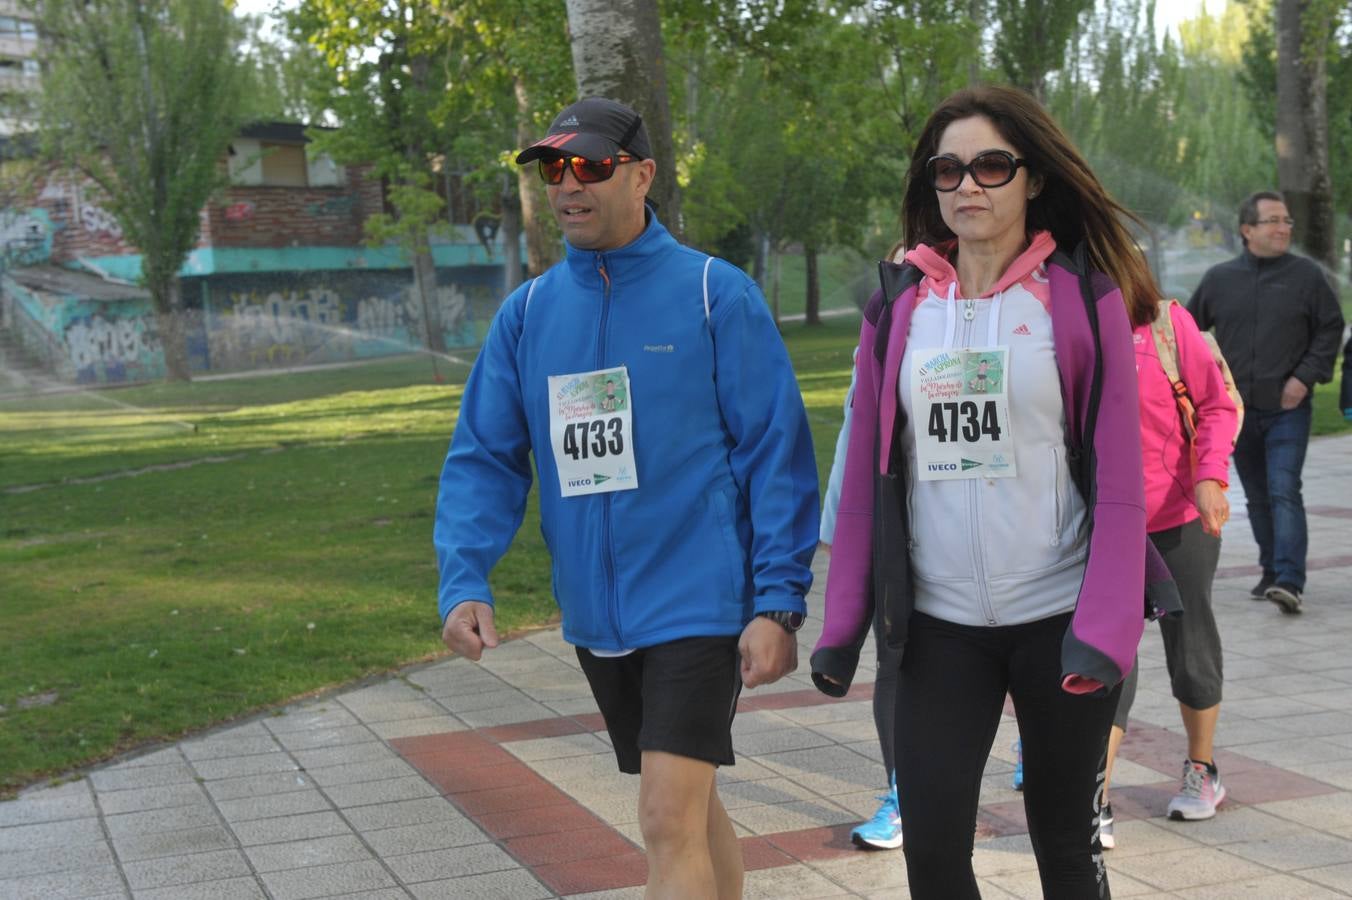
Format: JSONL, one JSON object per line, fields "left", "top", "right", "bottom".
{"left": 392, "top": 684, "right": 1340, "bottom": 894}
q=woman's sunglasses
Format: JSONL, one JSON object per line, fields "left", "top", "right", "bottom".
{"left": 926, "top": 150, "right": 1027, "bottom": 192}
{"left": 538, "top": 154, "right": 638, "bottom": 185}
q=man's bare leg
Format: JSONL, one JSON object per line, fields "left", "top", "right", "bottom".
{"left": 707, "top": 779, "right": 743, "bottom": 899}
{"left": 640, "top": 750, "right": 735, "bottom": 898}
{"left": 1180, "top": 703, "right": 1220, "bottom": 763}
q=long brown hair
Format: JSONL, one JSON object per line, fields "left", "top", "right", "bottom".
{"left": 901, "top": 85, "right": 1159, "bottom": 327}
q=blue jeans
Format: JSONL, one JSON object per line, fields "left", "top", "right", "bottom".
{"left": 1232, "top": 402, "right": 1312, "bottom": 591}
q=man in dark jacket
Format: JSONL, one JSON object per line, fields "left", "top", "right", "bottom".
{"left": 1188, "top": 191, "right": 1344, "bottom": 614}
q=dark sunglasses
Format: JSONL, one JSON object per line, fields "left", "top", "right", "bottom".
{"left": 538, "top": 154, "right": 637, "bottom": 185}
{"left": 926, "top": 150, "right": 1027, "bottom": 192}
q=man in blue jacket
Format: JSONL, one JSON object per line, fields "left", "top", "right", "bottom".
{"left": 434, "top": 97, "right": 818, "bottom": 898}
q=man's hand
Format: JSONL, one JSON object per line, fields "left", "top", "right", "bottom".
{"left": 1195, "top": 479, "right": 1230, "bottom": 537}
{"left": 1280, "top": 376, "right": 1309, "bottom": 410}
{"left": 441, "top": 601, "right": 499, "bottom": 661}
{"left": 738, "top": 616, "right": 798, "bottom": 689}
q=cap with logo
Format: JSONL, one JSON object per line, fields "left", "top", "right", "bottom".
{"left": 515, "top": 97, "right": 652, "bottom": 165}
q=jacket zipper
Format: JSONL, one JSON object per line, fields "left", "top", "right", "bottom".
{"left": 960, "top": 297, "right": 997, "bottom": 625}
{"left": 596, "top": 254, "right": 623, "bottom": 646}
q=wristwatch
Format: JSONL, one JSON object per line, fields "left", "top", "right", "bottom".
{"left": 756, "top": 610, "right": 805, "bottom": 633}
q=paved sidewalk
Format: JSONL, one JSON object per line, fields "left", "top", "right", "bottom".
{"left": 3, "top": 434, "right": 1352, "bottom": 899}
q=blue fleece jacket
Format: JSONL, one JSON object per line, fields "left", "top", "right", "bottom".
{"left": 434, "top": 215, "right": 818, "bottom": 650}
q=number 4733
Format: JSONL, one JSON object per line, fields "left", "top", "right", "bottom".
{"left": 927, "top": 400, "right": 1003, "bottom": 443}
{"left": 562, "top": 417, "right": 624, "bottom": 460}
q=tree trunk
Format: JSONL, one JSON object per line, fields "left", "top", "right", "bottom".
{"left": 1276, "top": 0, "right": 1335, "bottom": 268}
{"left": 563, "top": 0, "right": 682, "bottom": 236}
{"left": 516, "top": 78, "right": 560, "bottom": 277}
{"left": 412, "top": 243, "right": 445, "bottom": 353}
{"left": 968, "top": 0, "right": 984, "bottom": 86}
{"left": 151, "top": 276, "right": 191, "bottom": 382}
{"left": 804, "top": 244, "right": 821, "bottom": 326}
{"left": 500, "top": 179, "right": 523, "bottom": 294}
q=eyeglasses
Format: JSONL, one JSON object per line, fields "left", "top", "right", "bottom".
{"left": 538, "top": 154, "right": 637, "bottom": 185}
{"left": 1253, "top": 216, "right": 1295, "bottom": 227}
{"left": 926, "top": 150, "right": 1027, "bottom": 192}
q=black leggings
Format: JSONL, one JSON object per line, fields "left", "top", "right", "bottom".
{"left": 895, "top": 612, "right": 1120, "bottom": 900}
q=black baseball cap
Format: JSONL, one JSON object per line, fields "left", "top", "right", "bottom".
{"left": 515, "top": 97, "right": 651, "bottom": 164}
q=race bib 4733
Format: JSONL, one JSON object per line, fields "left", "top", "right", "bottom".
{"left": 548, "top": 366, "right": 639, "bottom": 497}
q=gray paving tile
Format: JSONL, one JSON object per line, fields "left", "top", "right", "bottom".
{"left": 263, "top": 706, "right": 361, "bottom": 734}
{"left": 306, "top": 758, "right": 418, "bottom": 787}
{"left": 123, "top": 848, "right": 252, "bottom": 889}
{"left": 382, "top": 842, "right": 517, "bottom": 883}
{"left": 734, "top": 727, "right": 837, "bottom": 756}
{"left": 408, "top": 869, "right": 553, "bottom": 899}
{"left": 181, "top": 734, "right": 282, "bottom": 762}
{"left": 133, "top": 876, "right": 268, "bottom": 900}
{"left": 367, "top": 717, "right": 467, "bottom": 740}
{"left": 231, "top": 811, "right": 352, "bottom": 846}
{"left": 341, "top": 797, "right": 465, "bottom": 832}
{"left": 113, "top": 823, "right": 238, "bottom": 862}
{"left": 290, "top": 741, "right": 396, "bottom": 771}
{"left": 363, "top": 819, "right": 491, "bottom": 856}
{"left": 0, "top": 785, "right": 97, "bottom": 827}
{"left": 107, "top": 747, "right": 182, "bottom": 769}
{"left": 104, "top": 803, "right": 220, "bottom": 839}
{"left": 0, "top": 816, "right": 104, "bottom": 852}
{"left": 271, "top": 724, "right": 378, "bottom": 752}
{"left": 1173, "top": 873, "right": 1349, "bottom": 898}
{"left": 0, "top": 865, "right": 126, "bottom": 899}
{"left": 215, "top": 790, "right": 333, "bottom": 823}
{"left": 340, "top": 698, "right": 449, "bottom": 724}
{"left": 501, "top": 732, "right": 611, "bottom": 763}
{"left": 204, "top": 771, "right": 315, "bottom": 802}
{"left": 324, "top": 776, "right": 439, "bottom": 809}
{"left": 434, "top": 688, "right": 533, "bottom": 714}
{"left": 727, "top": 797, "right": 857, "bottom": 834}
{"left": 87, "top": 761, "right": 197, "bottom": 793}
{"left": 259, "top": 859, "right": 396, "bottom": 900}
{"left": 190, "top": 752, "right": 299, "bottom": 781}
{"left": 96, "top": 783, "right": 207, "bottom": 816}
{"left": 455, "top": 701, "right": 555, "bottom": 728}
{"left": 244, "top": 834, "right": 372, "bottom": 873}
{"left": 0, "top": 840, "right": 115, "bottom": 879}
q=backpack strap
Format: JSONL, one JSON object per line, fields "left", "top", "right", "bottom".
{"left": 1151, "top": 298, "right": 1184, "bottom": 385}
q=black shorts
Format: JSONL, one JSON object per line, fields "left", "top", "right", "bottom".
{"left": 576, "top": 636, "right": 742, "bottom": 774}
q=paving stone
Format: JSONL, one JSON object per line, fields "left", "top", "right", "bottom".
{"left": 190, "top": 752, "right": 299, "bottom": 781}
{"left": 271, "top": 724, "right": 378, "bottom": 752}
{"left": 264, "top": 706, "right": 360, "bottom": 734}
{"left": 363, "top": 819, "right": 492, "bottom": 856}
{"left": 133, "top": 876, "right": 268, "bottom": 900}
{"left": 0, "top": 816, "right": 104, "bottom": 852}
{"left": 123, "top": 848, "right": 252, "bottom": 889}
{"left": 368, "top": 717, "right": 467, "bottom": 740}
{"left": 290, "top": 741, "right": 397, "bottom": 771}
{"left": 341, "top": 797, "right": 465, "bottom": 832}
{"left": 728, "top": 799, "right": 857, "bottom": 835}
{"left": 244, "top": 834, "right": 372, "bottom": 873}
{"left": 231, "top": 811, "right": 352, "bottom": 846}
{"left": 0, "top": 865, "right": 125, "bottom": 898}
{"left": 306, "top": 757, "right": 418, "bottom": 787}
{"left": 259, "top": 859, "right": 397, "bottom": 900}
{"left": 408, "top": 869, "right": 554, "bottom": 899}
{"left": 87, "top": 761, "right": 197, "bottom": 792}
{"left": 215, "top": 790, "right": 333, "bottom": 823}
{"left": 107, "top": 747, "right": 182, "bottom": 769}
{"left": 324, "top": 775, "right": 439, "bottom": 808}
{"left": 181, "top": 734, "right": 283, "bottom": 761}
{"left": 340, "top": 698, "right": 449, "bottom": 724}
{"left": 204, "top": 770, "right": 315, "bottom": 802}
{"left": 113, "top": 823, "right": 237, "bottom": 862}
{"left": 0, "top": 785, "right": 97, "bottom": 827}
{"left": 104, "top": 802, "right": 220, "bottom": 838}
{"left": 456, "top": 701, "right": 556, "bottom": 728}
{"left": 383, "top": 841, "right": 517, "bottom": 883}
{"left": 96, "top": 783, "right": 207, "bottom": 816}
{"left": 0, "top": 840, "right": 115, "bottom": 879}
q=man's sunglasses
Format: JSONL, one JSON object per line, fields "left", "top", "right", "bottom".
{"left": 538, "top": 154, "right": 637, "bottom": 185}
{"left": 926, "top": 150, "right": 1027, "bottom": 192}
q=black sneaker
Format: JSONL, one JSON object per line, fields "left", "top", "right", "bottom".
{"left": 1265, "top": 583, "right": 1303, "bottom": 614}
{"left": 1250, "top": 575, "right": 1275, "bottom": 600}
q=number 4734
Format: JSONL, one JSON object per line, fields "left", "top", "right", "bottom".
{"left": 927, "top": 401, "right": 1002, "bottom": 443}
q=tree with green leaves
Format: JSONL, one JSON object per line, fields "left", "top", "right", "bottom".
{"left": 30, "top": 0, "right": 252, "bottom": 381}
{"left": 990, "top": 0, "right": 1095, "bottom": 101}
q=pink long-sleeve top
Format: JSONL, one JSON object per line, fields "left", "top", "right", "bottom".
{"left": 1133, "top": 302, "right": 1238, "bottom": 533}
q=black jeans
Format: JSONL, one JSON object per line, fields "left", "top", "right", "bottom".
{"left": 895, "top": 612, "right": 1119, "bottom": 900}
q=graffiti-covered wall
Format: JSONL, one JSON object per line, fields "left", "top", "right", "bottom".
{"left": 1, "top": 263, "right": 511, "bottom": 384}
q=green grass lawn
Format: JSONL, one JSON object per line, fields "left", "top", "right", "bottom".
{"left": 0, "top": 327, "right": 860, "bottom": 797}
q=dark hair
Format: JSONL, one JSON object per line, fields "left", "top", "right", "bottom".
{"left": 901, "top": 85, "right": 1159, "bottom": 327}
{"left": 1238, "top": 191, "right": 1285, "bottom": 246}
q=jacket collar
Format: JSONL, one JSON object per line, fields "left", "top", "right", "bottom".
{"left": 562, "top": 208, "right": 678, "bottom": 286}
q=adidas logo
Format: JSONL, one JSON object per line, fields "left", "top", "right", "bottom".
{"left": 558, "top": 115, "right": 579, "bottom": 127}
{"left": 1012, "top": 323, "right": 1031, "bottom": 335}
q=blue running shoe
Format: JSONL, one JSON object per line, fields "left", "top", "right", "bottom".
{"left": 1012, "top": 738, "right": 1024, "bottom": 791}
{"left": 851, "top": 780, "right": 902, "bottom": 849}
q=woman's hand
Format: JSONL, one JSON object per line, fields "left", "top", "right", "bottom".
{"left": 1195, "top": 479, "right": 1229, "bottom": 537}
